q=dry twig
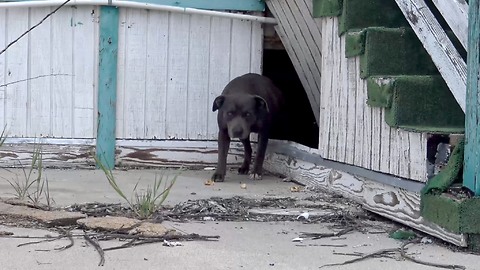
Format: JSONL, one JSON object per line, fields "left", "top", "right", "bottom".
{"left": 83, "top": 234, "right": 105, "bottom": 267}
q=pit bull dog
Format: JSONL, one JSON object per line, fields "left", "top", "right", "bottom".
{"left": 211, "top": 73, "right": 286, "bottom": 182}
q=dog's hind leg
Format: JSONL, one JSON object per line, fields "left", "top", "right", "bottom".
{"left": 238, "top": 138, "right": 252, "bottom": 175}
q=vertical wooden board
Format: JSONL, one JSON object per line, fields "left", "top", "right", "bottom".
{"left": 144, "top": 10, "right": 168, "bottom": 139}
{"left": 187, "top": 14, "right": 210, "bottom": 140}
{"left": 92, "top": 6, "right": 100, "bottom": 136}
{"left": 371, "top": 107, "right": 382, "bottom": 171}
{"left": 336, "top": 34, "right": 348, "bottom": 162}
{"left": 123, "top": 8, "right": 147, "bottom": 139}
{"left": 207, "top": 17, "right": 231, "bottom": 140}
{"left": 362, "top": 78, "right": 372, "bottom": 169}
{"left": 380, "top": 108, "right": 391, "bottom": 173}
{"left": 278, "top": 0, "right": 321, "bottom": 107}
{"left": 398, "top": 129, "right": 411, "bottom": 179}
{"left": 73, "top": 6, "right": 96, "bottom": 138}
{"left": 230, "top": 19, "right": 252, "bottom": 79}
{"left": 165, "top": 12, "right": 189, "bottom": 139}
{"left": 389, "top": 128, "right": 400, "bottom": 176}
{"left": 268, "top": 1, "right": 319, "bottom": 123}
{"left": 51, "top": 7, "right": 74, "bottom": 137}
{"left": 116, "top": 8, "right": 127, "bottom": 138}
{"left": 409, "top": 132, "right": 427, "bottom": 182}
{"left": 250, "top": 21, "right": 263, "bottom": 74}
{"left": 353, "top": 56, "right": 364, "bottom": 166}
{"left": 0, "top": 8, "right": 5, "bottom": 130}
{"left": 318, "top": 17, "right": 333, "bottom": 158}
{"left": 5, "top": 8, "right": 29, "bottom": 137}
{"left": 345, "top": 57, "right": 357, "bottom": 164}
{"left": 328, "top": 18, "right": 339, "bottom": 161}
{"left": 29, "top": 7, "right": 52, "bottom": 137}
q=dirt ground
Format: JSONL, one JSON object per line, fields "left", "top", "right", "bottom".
{"left": 0, "top": 168, "right": 478, "bottom": 270}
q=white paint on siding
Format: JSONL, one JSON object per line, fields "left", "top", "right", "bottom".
{"left": 116, "top": 8, "right": 263, "bottom": 140}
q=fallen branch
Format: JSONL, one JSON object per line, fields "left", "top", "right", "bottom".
{"left": 300, "top": 227, "right": 354, "bottom": 240}
{"left": 83, "top": 234, "right": 105, "bottom": 267}
{"left": 400, "top": 240, "right": 466, "bottom": 270}
{"left": 320, "top": 247, "right": 398, "bottom": 268}
{"left": 0, "top": 0, "right": 71, "bottom": 56}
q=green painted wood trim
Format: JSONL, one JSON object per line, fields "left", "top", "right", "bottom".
{"left": 345, "top": 30, "right": 366, "bottom": 57}
{"left": 0, "top": 0, "right": 265, "bottom": 11}
{"left": 463, "top": 0, "right": 480, "bottom": 195}
{"left": 97, "top": 6, "right": 119, "bottom": 169}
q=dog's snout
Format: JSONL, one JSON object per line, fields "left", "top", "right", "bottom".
{"left": 232, "top": 126, "right": 243, "bottom": 138}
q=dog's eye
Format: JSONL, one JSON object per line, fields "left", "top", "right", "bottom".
{"left": 227, "top": 112, "right": 233, "bottom": 116}
{"left": 245, "top": 113, "right": 251, "bottom": 117}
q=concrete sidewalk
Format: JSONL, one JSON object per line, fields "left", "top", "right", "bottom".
{"left": 0, "top": 168, "right": 478, "bottom": 270}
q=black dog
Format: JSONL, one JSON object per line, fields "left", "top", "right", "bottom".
{"left": 212, "top": 73, "right": 286, "bottom": 182}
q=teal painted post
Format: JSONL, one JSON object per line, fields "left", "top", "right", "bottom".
{"left": 96, "top": 6, "right": 119, "bottom": 169}
{"left": 463, "top": 0, "right": 480, "bottom": 195}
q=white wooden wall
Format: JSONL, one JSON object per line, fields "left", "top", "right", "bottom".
{"left": 115, "top": 9, "right": 263, "bottom": 140}
{"left": 0, "top": 6, "right": 99, "bottom": 139}
{"left": 319, "top": 17, "right": 428, "bottom": 182}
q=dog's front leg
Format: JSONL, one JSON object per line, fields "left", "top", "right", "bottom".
{"left": 238, "top": 138, "right": 252, "bottom": 175}
{"left": 250, "top": 132, "right": 269, "bottom": 180}
{"left": 212, "top": 129, "right": 231, "bottom": 182}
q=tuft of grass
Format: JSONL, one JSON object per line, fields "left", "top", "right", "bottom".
{"left": 3, "top": 136, "right": 55, "bottom": 209}
{"left": 92, "top": 149, "right": 180, "bottom": 218}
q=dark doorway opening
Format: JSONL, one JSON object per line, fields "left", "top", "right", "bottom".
{"left": 263, "top": 49, "right": 319, "bottom": 149}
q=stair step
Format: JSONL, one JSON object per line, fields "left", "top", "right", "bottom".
{"left": 367, "top": 75, "right": 465, "bottom": 133}
{"left": 345, "top": 27, "right": 438, "bottom": 78}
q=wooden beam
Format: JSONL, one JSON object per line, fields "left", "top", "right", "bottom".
{"left": 463, "top": 0, "right": 480, "bottom": 195}
{"left": 96, "top": 6, "right": 119, "bottom": 169}
{"left": 431, "top": 0, "right": 468, "bottom": 50}
{"left": 395, "top": 0, "right": 467, "bottom": 112}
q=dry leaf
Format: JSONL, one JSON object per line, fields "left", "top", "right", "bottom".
{"left": 290, "top": 186, "right": 301, "bottom": 192}
{"left": 205, "top": 180, "right": 215, "bottom": 186}
{"left": 240, "top": 183, "right": 247, "bottom": 189}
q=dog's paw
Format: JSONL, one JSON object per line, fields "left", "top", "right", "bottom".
{"left": 238, "top": 166, "right": 249, "bottom": 175}
{"left": 211, "top": 172, "right": 225, "bottom": 182}
{"left": 249, "top": 173, "right": 262, "bottom": 180}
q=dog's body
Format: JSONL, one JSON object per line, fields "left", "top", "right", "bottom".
{"left": 212, "top": 73, "right": 286, "bottom": 182}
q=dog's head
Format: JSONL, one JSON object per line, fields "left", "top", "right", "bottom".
{"left": 213, "top": 94, "right": 269, "bottom": 139}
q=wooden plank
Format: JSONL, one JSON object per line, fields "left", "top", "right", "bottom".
{"left": 390, "top": 128, "right": 400, "bottom": 176}
{"left": 318, "top": 17, "right": 333, "bottom": 158}
{"left": 380, "top": 111, "right": 391, "bottom": 174}
{"left": 96, "top": 6, "right": 119, "bottom": 169}
{"left": 362, "top": 78, "right": 372, "bottom": 169}
{"left": 115, "top": 7, "right": 127, "bottom": 139}
{"left": 345, "top": 57, "right": 357, "bottom": 164}
{"left": 5, "top": 7, "right": 29, "bottom": 137}
{"left": 353, "top": 57, "right": 365, "bottom": 166}
{"left": 51, "top": 7, "right": 74, "bottom": 137}
{"left": 250, "top": 20, "right": 263, "bottom": 74}
{"left": 29, "top": 7, "right": 52, "bottom": 137}
{"left": 431, "top": 0, "right": 468, "bottom": 50}
{"left": 336, "top": 34, "right": 348, "bottom": 162}
{"left": 123, "top": 8, "right": 148, "bottom": 139}
{"left": 230, "top": 19, "right": 252, "bottom": 79}
{"left": 120, "top": 0, "right": 266, "bottom": 11}
{"left": 144, "top": 10, "right": 169, "bottom": 139}
{"left": 409, "top": 132, "right": 427, "bottom": 182}
{"left": 165, "top": 12, "right": 189, "bottom": 139}
{"left": 395, "top": 0, "right": 467, "bottom": 112}
{"left": 93, "top": 6, "right": 100, "bottom": 137}
{"left": 397, "top": 129, "right": 411, "bottom": 179}
{"left": 206, "top": 17, "right": 231, "bottom": 140}
{"left": 267, "top": 0, "right": 320, "bottom": 124}
{"left": 73, "top": 6, "right": 96, "bottom": 138}
{"left": 0, "top": 8, "right": 5, "bottom": 131}
{"left": 463, "top": 0, "right": 480, "bottom": 195}
{"left": 263, "top": 142, "right": 467, "bottom": 247}
{"left": 298, "top": 0, "right": 322, "bottom": 55}
{"left": 371, "top": 107, "right": 382, "bottom": 171}
{"left": 328, "top": 18, "right": 340, "bottom": 161}
{"left": 187, "top": 14, "right": 210, "bottom": 140}
{"left": 278, "top": 0, "right": 322, "bottom": 109}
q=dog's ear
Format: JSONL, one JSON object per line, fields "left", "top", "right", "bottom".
{"left": 254, "top": 95, "right": 269, "bottom": 113}
{"left": 213, "top": 96, "right": 225, "bottom": 112}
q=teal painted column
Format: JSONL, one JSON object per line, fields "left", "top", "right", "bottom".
{"left": 463, "top": 0, "right": 480, "bottom": 195}
{"left": 96, "top": 6, "right": 119, "bottom": 169}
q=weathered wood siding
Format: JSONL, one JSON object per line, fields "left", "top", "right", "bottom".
{"left": 115, "top": 9, "right": 263, "bottom": 140}
{"left": 0, "top": 7, "right": 263, "bottom": 141}
{"left": 0, "top": 6, "right": 100, "bottom": 139}
{"left": 318, "top": 17, "right": 428, "bottom": 182}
